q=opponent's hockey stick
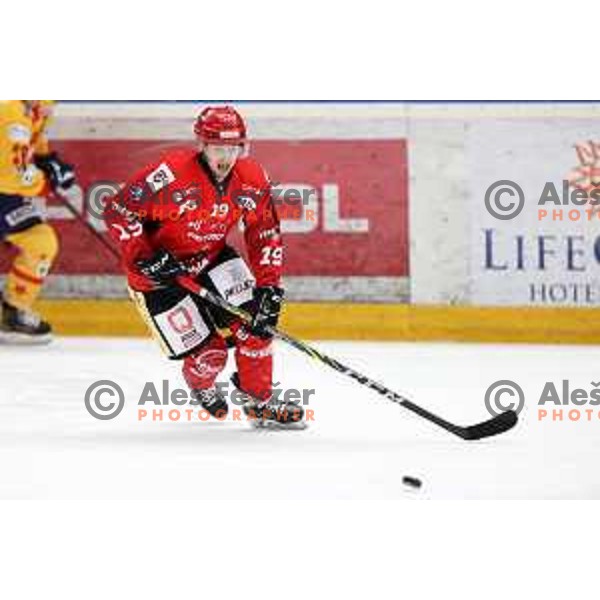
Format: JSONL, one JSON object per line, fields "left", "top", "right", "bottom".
{"left": 51, "top": 188, "right": 123, "bottom": 263}
{"left": 174, "top": 275, "right": 518, "bottom": 441}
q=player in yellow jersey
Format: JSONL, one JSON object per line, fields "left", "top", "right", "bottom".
{"left": 0, "top": 101, "right": 77, "bottom": 343}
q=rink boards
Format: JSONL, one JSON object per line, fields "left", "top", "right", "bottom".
{"left": 3, "top": 102, "right": 600, "bottom": 341}
{"left": 35, "top": 299, "right": 600, "bottom": 344}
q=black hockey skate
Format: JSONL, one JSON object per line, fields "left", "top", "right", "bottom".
{"left": 190, "top": 387, "right": 229, "bottom": 419}
{"left": 0, "top": 300, "right": 53, "bottom": 345}
{"left": 231, "top": 373, "right": 306, "bottom": 430}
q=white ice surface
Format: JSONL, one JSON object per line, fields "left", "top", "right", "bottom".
{"left": 1, "top": 337, "right": 599, "bottom": 499}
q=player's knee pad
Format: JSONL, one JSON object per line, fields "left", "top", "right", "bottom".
{"left": 182, "top": 335, "right": 228, "bottom": 390}
{"left": 6, "top": 222, "right": 59, "bottom": 279}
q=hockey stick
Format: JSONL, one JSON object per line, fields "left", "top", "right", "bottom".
{"left": 50, "top": 187, "right": 123, "bottom": 263}
{"left": 174, "top": 274, "right": 518, "bottom": 441}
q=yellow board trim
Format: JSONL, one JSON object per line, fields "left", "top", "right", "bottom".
{"left": 34, "top": 299, "right": 600, "bottom": 344}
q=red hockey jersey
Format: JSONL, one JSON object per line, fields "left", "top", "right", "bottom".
{"left": 104, "top": 149, "right": 283, "bottom": 292}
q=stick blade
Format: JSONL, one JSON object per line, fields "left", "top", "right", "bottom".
{"left": 459, "top": 410, "right": 518, "bottom": 441}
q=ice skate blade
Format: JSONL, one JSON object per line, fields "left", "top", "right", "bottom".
{"left": 0, "top": 331, "right": 53, "bottom": 345}
{"left": 248, "top": 419, "right": 308, "bottom": 431}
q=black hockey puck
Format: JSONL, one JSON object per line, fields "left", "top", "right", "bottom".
{"left": 402, "top": 476, "right": 422, "bottom": 489}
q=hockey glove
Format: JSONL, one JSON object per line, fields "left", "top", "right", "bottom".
{"left": 248, "top": 286, "right": 284, "bottom": 339}
{"left": 136, "top": 250, "right": 184, "bottom": 285}
{"left": 34, "top": 152, "right": 76, "bottom": 193}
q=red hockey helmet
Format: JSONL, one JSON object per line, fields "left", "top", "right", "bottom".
{"left": 194, "top": 106, "right": 247, "bottom": 145}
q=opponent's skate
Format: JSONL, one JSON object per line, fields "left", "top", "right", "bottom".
{"left": 0, "top": 300, "right": 53, "bottom": 345}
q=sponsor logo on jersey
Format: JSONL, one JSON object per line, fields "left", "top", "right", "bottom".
{"left": 223, "top": 279, "right": 254, "bottom": 301}
{"left": 129, "top": 183, "right": 146, "bottom": 201}
{"left": 258, "top": 226, "right": 280, "bottom": 240}
{"left": 187, "top": 220, "right": 204, "bottom": 231}
{"left": 187, "top": 231, "right": 226, "bottom": 243}
{"left": 234, "top": 195, "right": 257, "bottom": 211}
{"left": 176, "top": 198, "right": 198, "bottom": 217}
{"left": 8, "top": 123, "right": 31, "bottom": 143}
{"left": 5, "top": 202, "right": 40, "bottom": 227}
{"left": 145, "top": 163, "right": 176, "bottom": 193}
{"left": 187, "top": 220, "right": 226, "bottom": 232}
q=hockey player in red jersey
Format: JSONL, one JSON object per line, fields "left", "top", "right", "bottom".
{"left": 105, "top": 105, "right": 303, "bottom": 426}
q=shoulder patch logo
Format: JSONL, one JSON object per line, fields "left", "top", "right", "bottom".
{"left": 145, "top": 163, "right": 176, "bottom": 193}
{"left": 235, "top": 195, "right": 257, "bottom": 211}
